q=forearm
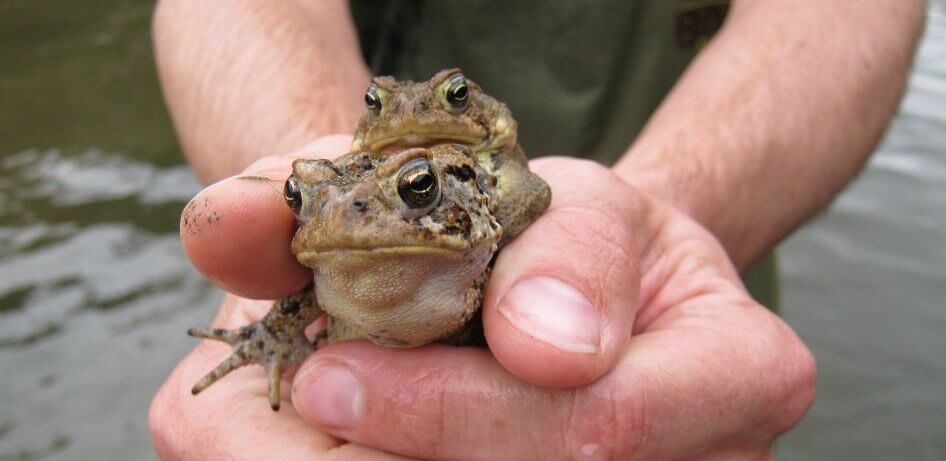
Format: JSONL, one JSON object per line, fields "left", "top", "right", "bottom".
{"left": 152, "top": 0, "right": 368, "bottom": 183}
{"left": 614, "top": 0, "right": 925, "bottom": 270}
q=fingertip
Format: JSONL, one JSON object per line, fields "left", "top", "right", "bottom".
{"left": 292, "top": 353, "right": 365, "bottom": 433}
{"left": 180, "top": 135, "right": 354, "bottom": 300}
{"left": 180, "top": 175, "right": 310, "bottom": 299}
{"left": 483, "top": 276, "right": 614, "bottom": 387}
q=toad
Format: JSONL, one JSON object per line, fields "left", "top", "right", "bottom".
{"left": 189, "top": 71, "right": 551, "bottom": 410}
{"left": 352, "top": 69, "right": 551, "bottom": 243}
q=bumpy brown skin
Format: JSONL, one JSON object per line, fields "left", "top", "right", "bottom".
{"left": 189, "top": 144, "right": 516, "bottom": 410}
{"left": 289, "top": 146, "right": 501, "bottom": 348}
{"left": 352, "top": 69, "right": 551, "bottom": 244}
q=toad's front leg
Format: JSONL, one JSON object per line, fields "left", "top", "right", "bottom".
{"left": 188, "top": 284, "right": 323, "bottom": 410}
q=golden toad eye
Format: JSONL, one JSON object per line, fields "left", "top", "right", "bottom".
{"left": 284, "top": 176, "right": 303, "bottom": 216}
{"left": 397, "top": 158, "right": 441, "bottom": 210}
{"left": 445, "top": 74, "right": 469, "bottom": 109}
{"left": 365, "top": 83, "right": 382, "bottom": 112}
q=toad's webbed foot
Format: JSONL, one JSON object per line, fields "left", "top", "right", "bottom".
{"left": 188, "top": 286, "right": 322, "bottom": 410}
{"left": 187, "top": 323, "right": 314, "bottom": 410}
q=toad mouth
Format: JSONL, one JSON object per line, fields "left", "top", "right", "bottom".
{"left": 297, "top": 246, "right": 462, "bottom": 262}
{"left": 368, "top": 132, "right": 486, "bottom": 151}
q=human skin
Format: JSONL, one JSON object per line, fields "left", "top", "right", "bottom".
{"left": 614, "top": 0, "right": 927, "bottom": 270}
{"left": 149, "top": 0, "right": 925, "bottom": 459}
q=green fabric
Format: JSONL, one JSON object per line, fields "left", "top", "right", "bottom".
{"left": 743, "top": 253, "right": 780, "bottom": 312}
{"left": 351, "top": 0, "right": 778, "bottom": 310}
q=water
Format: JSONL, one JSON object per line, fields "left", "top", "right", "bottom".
{"left": 0, "top": 2, "right": 218, "bottom": 459}
{"left": 777, "top": 4, "right": 946, "bottom": 459}
{"left": 0, "top": 2, "right": 944, "bottom": 460}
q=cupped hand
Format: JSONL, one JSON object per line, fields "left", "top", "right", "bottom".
{"left": 151, "top": 135, "right": 816, "bottom": 460}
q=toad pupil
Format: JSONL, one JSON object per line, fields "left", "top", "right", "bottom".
{"left": 409, "top": 171, "right": 434, "bottom": 193}
{"left": 446, "top": 75, "right": 468, "bottom": 107}
{"left": 449, "top": 84, "right": 467, "bottom": 101}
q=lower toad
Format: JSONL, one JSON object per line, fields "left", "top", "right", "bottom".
{"left": 189, "top": 143, "right": 548, "bottom": 410}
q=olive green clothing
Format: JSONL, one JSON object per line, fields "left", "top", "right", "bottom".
{"left": 352, "top": 0, "right": 778, "bottom": 309}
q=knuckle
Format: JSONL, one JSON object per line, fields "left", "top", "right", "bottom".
{"left": 562, "top": 385, "right": 646, "bottom": 459}
{"left": 379, "top": 372, "right": 468, "bottom": 458}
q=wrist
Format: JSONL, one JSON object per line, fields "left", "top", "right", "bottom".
{"left": 611, "top": 156, "right": 760, "bottom": 271}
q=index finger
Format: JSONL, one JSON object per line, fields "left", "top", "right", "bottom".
{"left": 180, "top": 135, "right": 353, "bottom": 299}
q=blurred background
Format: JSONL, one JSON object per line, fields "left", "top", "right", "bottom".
{"left": 0, "top": 1, "right": 943, "bottom": 459}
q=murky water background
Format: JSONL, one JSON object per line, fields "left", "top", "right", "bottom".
{"left": 0, "top": 2, "right": 943, "bottom": 460}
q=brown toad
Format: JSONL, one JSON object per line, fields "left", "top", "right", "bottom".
{"left": 352, "top": 69, "right": 551, "bottom": 243}
{"left": 189, "top": 70, "right": 552, "bottom": 410}
{"left": 189, "top": 144, "right": 510, "bottom": 409}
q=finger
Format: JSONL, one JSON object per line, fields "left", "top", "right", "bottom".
{"left": 180, "top": 135, "right": 352, "bottom": 299}
{"left": 291, "top": 299, "right": 813, "bottom": 460}
{"left": 293, "top": 342, "right": 608, "bottom": 460}
{"left": 482, "top": 157, "right": 657, "bottom": 387}
{"left": 291, "top": 342, "right": 640, "bottom": 460}
{"left": 150, "top": 295, "right": 408, "bottom": 460}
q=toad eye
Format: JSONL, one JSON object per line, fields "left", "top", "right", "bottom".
{"left": 397, "top": 158, "right": 441, "bottom": 211}
{"left": 445, "top": 73, "right": 469, "bottom": 110}
{"left": 365, "top": 83, "right": 382, "bottom": 113}
{"left": 284, "top": 176, "right": 303, "bottom": 216}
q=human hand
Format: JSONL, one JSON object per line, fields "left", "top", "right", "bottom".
{"left": 150, "top": 135, "right": 815, "bottom": 459}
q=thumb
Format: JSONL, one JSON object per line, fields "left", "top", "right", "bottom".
{"left": 482, "top": 157, "right": 653, "bottom": 387}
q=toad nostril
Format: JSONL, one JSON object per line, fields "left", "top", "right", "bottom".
{"left": 352, "top": 200, "right": 367, "bottom": 212}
